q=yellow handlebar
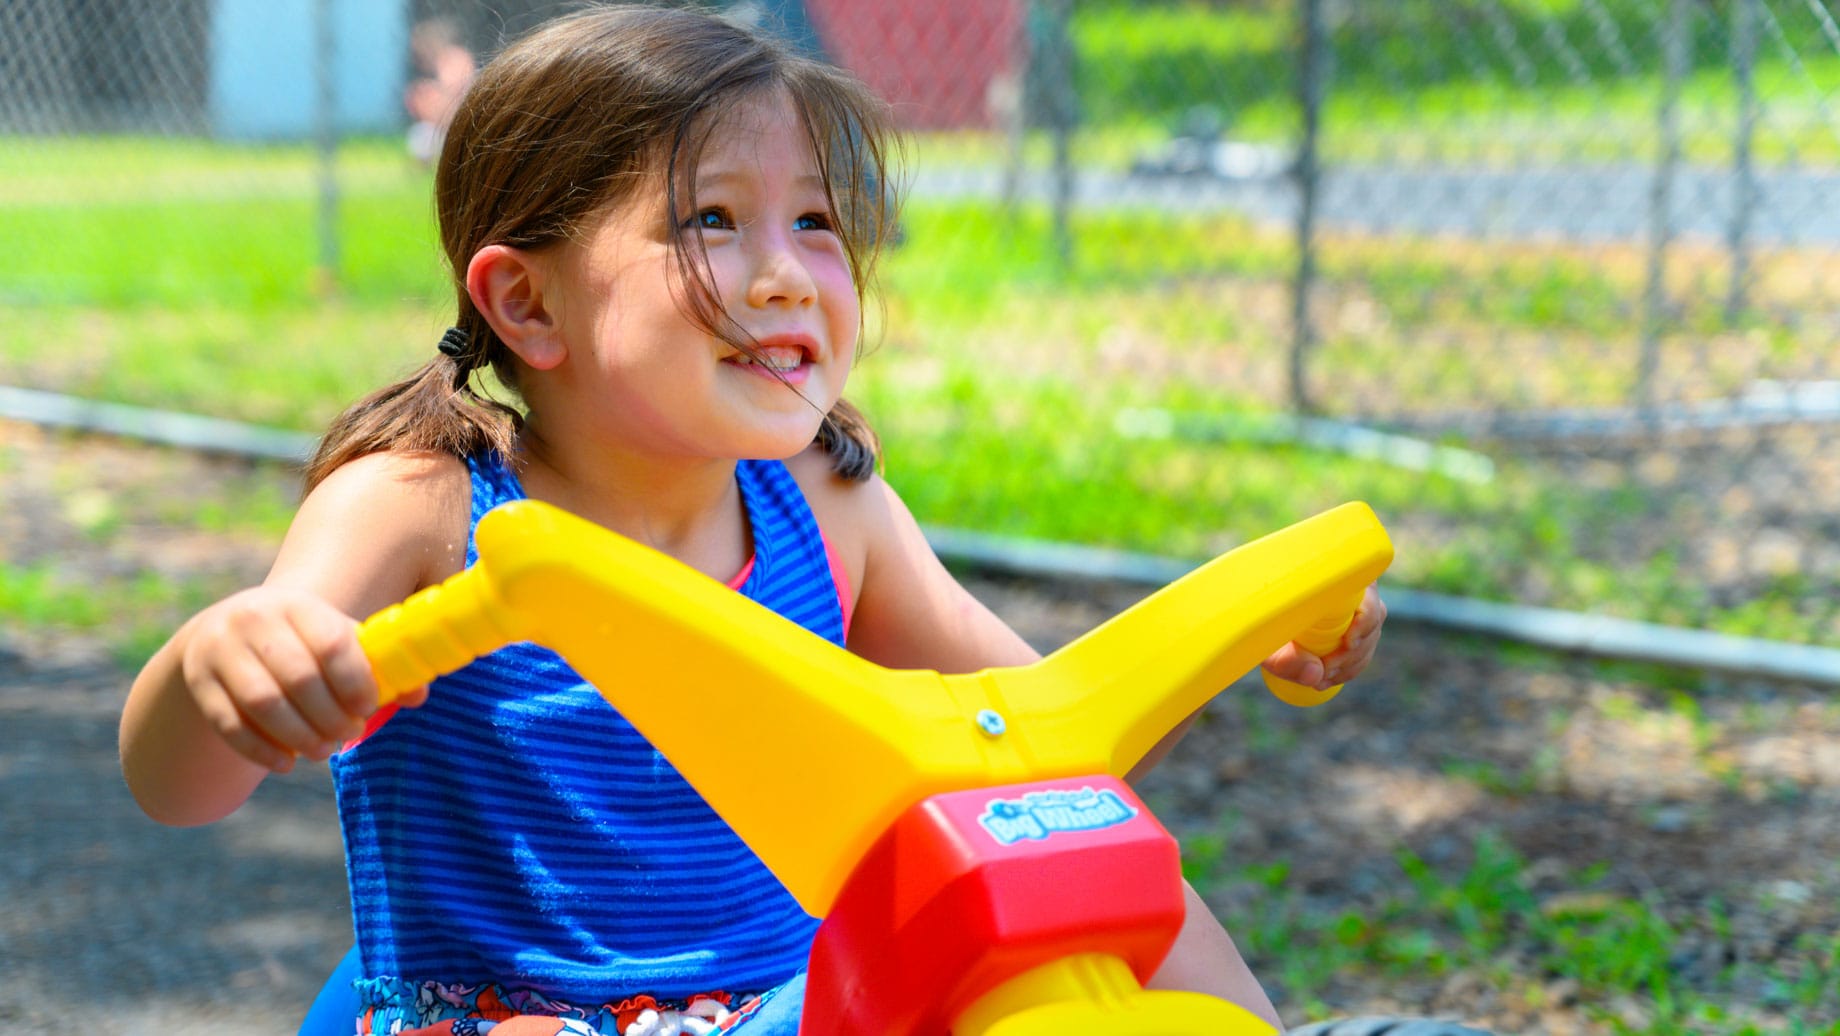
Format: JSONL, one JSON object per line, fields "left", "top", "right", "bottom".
{"left": 354, "top": 499, "right": 1393, "bottom": 919}
{"left": 356, "top": 562, "right": 527, "bottom": 697}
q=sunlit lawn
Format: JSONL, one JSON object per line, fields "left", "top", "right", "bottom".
{"left": 3, "top": 124, "right": 1834, "bottom": 646}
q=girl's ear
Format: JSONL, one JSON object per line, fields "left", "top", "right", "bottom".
{"left": 466, "top": 244, "right": 566, "bottom": 370}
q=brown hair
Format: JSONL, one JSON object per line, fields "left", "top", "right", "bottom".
{"left": 305, "top": 3, "right": 899, "bottom": 490}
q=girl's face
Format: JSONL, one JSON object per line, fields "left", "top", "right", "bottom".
{"left": 546, "top": 89, "right": 861, "bottom": 465}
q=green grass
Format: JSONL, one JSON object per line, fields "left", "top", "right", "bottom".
{"left": 0, "top": 139, "right": 443, "bottom": 309}
{"left": 0, "top": 301, "right": 441, "bottom": 431}
{"left": 0, "top": 136, "right": 446, "bottom": 428}
{"left": 1, "top": 129, "right": 1830, "bottom": 640}
{"left": 1182, "top": 829, "right": 1840, "bottom": 1034}
{"left": 0, "top": 438, "right": 298, "bottom": 664}
{"left": 0, "top": 560, "right": 240, "bottom": 668}
{"left": 1070, "top": 0, "right": 1840, "bottom": 166}
{"left": 1169, "top": 665, "right": 1840, "bottom": 1033}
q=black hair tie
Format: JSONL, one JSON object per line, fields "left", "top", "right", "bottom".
{"left": 436, "top": 326, "right": 470, "bottom": 358}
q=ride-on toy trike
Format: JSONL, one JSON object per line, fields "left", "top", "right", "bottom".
{"left": 310, "top": 498, "right": 1476, "bottom": 1034}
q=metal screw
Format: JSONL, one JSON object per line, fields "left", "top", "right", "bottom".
{"left": 975, "top": 709, "right": 1007, "bottom": 737}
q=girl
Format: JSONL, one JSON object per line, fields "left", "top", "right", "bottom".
{"left": 120, "top": 6, "right": 1383, "bottom": 1034}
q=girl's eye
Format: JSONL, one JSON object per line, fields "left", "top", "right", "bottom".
{"left": 795, "top": 212, "right": 833, "bottom": 232}
{"left": 688, "top": 208, "right": 733, "bottom": 231}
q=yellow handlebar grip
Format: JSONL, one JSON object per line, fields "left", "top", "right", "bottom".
{"left": 1261, "top": 589, "right": 1364, "bottom": 708}
{"left": 357, "top": 566, "right": 526, "bottom": 704}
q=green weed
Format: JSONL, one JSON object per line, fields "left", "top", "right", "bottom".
{"left": 1188, "top": 828, "right": 1839, "bottom": 1033}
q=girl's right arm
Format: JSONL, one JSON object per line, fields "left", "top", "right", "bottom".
{"left": 120, "top": 451, "right": 469, "bottom": 827}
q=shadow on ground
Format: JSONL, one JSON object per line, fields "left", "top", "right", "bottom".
{"left": 0, "top": 649, "right": 350, "bottom": 1032}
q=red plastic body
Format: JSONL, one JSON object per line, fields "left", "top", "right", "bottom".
{"left": 799, "top": 775, "right": 1186, "bottom": 1036}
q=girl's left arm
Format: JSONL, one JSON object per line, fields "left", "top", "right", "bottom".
{"left": 789, "top": 451, "right": 1386, "bottom": 776}
{"left": 791, "top": 455, "right": 1040, "bottom": 675}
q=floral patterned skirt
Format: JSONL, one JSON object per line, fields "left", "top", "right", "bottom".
{"left": 352, "top": 971, "right": 805, "bottom": 1036}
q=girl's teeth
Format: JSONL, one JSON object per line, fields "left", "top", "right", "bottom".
{"left": 738, "top": 354, "right": 800, "bottom": 370}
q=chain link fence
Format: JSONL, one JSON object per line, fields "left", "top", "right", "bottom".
{"left": 2, "top": 0, "right": 1837, "bottom": 653}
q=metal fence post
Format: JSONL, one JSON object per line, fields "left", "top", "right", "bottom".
{"left": 1639, "top": 0, "right": 1689, "bottom": 417}
{"left": 1034, "top": 0, "right": 1076, "bottom": 271}
{"left": 1289, "top": 0, "right": 1326, "bottom": 415}
{"left": 1727, "top": 0, "right": 1758, "bottom": 324}
{"left": 313, "top": 0, "right": 340, "bottom": 295}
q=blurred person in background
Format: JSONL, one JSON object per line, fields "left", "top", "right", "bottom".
{"left": 404, "top": 17, "right": 475, "bottom": 165}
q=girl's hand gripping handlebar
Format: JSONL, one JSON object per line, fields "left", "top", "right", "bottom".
{"left": 1260, "top": 589, "right": 1368, "bottom": 707}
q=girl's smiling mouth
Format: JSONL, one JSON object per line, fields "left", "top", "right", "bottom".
{"left": 724, "top": 334, "right": 817, "bottom": 385}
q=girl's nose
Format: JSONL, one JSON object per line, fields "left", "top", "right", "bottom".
{"left": 746, "top": 230, "right": 818, "bottom": 309}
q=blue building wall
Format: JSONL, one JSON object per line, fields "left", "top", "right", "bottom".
{"left": 211, "top": 0, "right": 407, "bottom": 140}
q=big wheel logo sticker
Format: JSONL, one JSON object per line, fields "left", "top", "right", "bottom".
{"left": 977, "top": 786, "right": 1138, "bottom": 845}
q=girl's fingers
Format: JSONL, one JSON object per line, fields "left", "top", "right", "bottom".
{"left": 285, "top": 602, "right": 379, "bottom": 734}
{"left": 1261, "top": 640, "right": 1326, "bottom": 687}
{"left": 180, "top": 587, "right": 388, "bottom": 767}
{"left": 1322, "top": 631, "right": 1372, "bottom": 674}
{"left": 1321, "top": 585, "right": 1386, "bottom": 684}
{"left": 227, "top": 655, "right": 336, "bottom": 761}
{"left": 190, "top": 598, "right": 338, "bottom": 754}
{"left": 188, "top": 669, "right": 298, "bottom": 773}
{"left": 195, "top": 617, "right": 348, "bottom": 760}
{"left": 260, "top": 632, "right": 367, "bottom": 755}
{"left": 1346, "top": 585, "right": 1388, "bottom": 645}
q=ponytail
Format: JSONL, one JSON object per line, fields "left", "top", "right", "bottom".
{"left": 302, "top": 335, "right": 519, "bottom": 493}
{"left": 816, "top": 397, "right": 879, "bottom": 482}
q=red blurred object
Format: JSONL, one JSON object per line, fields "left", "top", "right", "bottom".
{"left": 801, "top": 775, "right": 1186, "bottom": 1036}
{"left": 803, "top": 0, "right": 1024, "bottom": 129}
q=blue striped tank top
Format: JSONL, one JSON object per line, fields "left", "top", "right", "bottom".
{"left": 330, "top": 451, "right": 839, "bottom": 1007}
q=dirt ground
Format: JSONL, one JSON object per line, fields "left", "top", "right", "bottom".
{"left": 4, "top": 419, "right": 1839, "bottom": 1034}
